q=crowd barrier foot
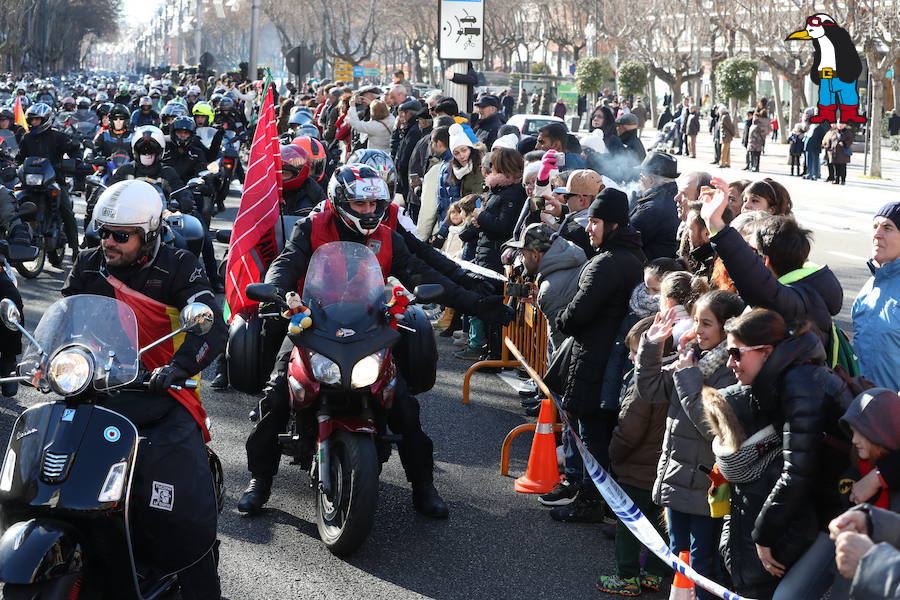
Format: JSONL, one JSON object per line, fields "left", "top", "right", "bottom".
{"left": 461, "top": 359, "right": 518, "bottom": 404}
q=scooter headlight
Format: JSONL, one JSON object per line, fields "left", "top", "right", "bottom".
{"left": 48, "top": 347, "right": 93, "bottom": 396}
{"left": 351, "top": 350, "right": 386, "bottom": 389}
{"left": 0, "top": 447, "right": 16, "bottom": 492}
{"left": 24, "top": 173, "right": 43, "bottom": 186}
{"left": 98, "top": 461, "right": 128, "bottom": 503}
{"left": 309, "top": 352, "right": 340, "bottom": 385}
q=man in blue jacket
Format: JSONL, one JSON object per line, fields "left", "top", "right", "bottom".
{"left": 852, "top": 202, "right": 900, "bottom": 390}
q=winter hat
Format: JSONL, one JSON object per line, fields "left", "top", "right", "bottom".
{"left": 580, "top": 134, "right": 607, "bottom": 154}
{"left": 588, "top": 187, "right": 629, "bottom": 225}
{"left": 875, "top": 201, "right": 900, "bottom": 229}
{"left": 492, "top": 133, "right": 519, "bottom": 150}
{"left": 840, "top": 388, "right": 900, "bottom": 451}
{"left": 448, "top": 122, "right": 478, "bottom": 152}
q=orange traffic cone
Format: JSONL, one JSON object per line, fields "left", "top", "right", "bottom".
{"left": 669, "top": 550, "right": 696, "bottom": 599}
{"left": 515, "top": 398, "right": 562, "bottom": 493}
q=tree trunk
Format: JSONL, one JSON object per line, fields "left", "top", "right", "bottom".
{"left": 648, "top": 75, "right": 657, "bottom": 126}
{"left": 892, "top": 60, "right": 900, "bottom": 111}
{"left": 868, "top": 66, "right": 885, "bottom": 178}
{"left": 788, "top": 76, "right": 806, "bottom": 128}
{"left": 771, "top": 75, "right": 787, "bottom": 144}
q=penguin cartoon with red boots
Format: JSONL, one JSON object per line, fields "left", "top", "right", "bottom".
{"left": 282, "top": 291, "right": 313, "bottom": 335}
{"left": 786, "top": 13, "right": 866, "bottom": 124}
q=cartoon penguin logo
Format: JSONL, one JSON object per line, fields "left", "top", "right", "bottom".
{"left": 786, "top": 13, "right": 866, "bottom": 125}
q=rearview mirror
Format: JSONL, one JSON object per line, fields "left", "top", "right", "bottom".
{"left": 187, "top": 177, "right": 204, "bottom": 188}
{"left": 412, "top": 284, "right": 444, "bottom": 303}
{"left": 179, "top": 303, "right": 214, "bottom": 335}
{"left": 245, "top": 283, "right": 281, "bottom": 303}
{"left": 86, "top": 175, "right": 103, "bottom": 188}
{"left": 0, "top": 298, "right": 21, "bottom": 332}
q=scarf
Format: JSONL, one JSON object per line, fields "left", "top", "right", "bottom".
{"left": 629, "top": 283, "right": 659, "bottom": 317}
{"left": 698, "top": 341, "right": 729, "bottom": 379}
{"left": 713, "top": 425, "right": 782, "bottom": 484}
{"left": 452, "top": 162, "right": 473, "bottom": 180}
{"left": 485, "top": 173, "right": 519, "bottom": 189}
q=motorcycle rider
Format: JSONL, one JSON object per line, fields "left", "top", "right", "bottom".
{"left": 131, "top": 95, "right": 160, "bottom": 128}
{"left": 84, "top": 103, "right": 133, "bottom": 228}
{"left": 16, "top": 102, "right": 81, "bottom": 256}
{"left": 160, "top": 100, "right": 189, "bottom": 136}
{"left": 0, "top": 249, "right": 22, "bottom": 397}
{"left": 0, "top": 108, "right": 25, "bottom": 144}
{"left": 237, "top": 164, "right": 513, "bottom": 518}
{"left": 213, "top": 96, "right": 246, "bottom": 132}
{"left": 162, "top": 115, "right": 222, "bottom": 291}
{"left": 279, "top": 144, "right": 324, "bottom": 216}
{"left": 73, "top": 96, "right": 98, "bottom": 124}
{"left": 111, "top": 125, "right": 192, "bottom": 208}
{"left": 191, "top": 101, "right": 224, "bottom": 160}
{"left": 94, "top": 101, "right": 114, "bottom": 130}
{"left": 62, "top": 179, "right": 225, "bottom": 600}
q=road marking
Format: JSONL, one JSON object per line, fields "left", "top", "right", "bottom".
{"left": 826, "top": 250, "right": 868, "bottom": 263}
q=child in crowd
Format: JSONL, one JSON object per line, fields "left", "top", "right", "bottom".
{"left": 658, "top": 271, "right": 709, "bottom": 351}
{"left": 596, "top": 316, "right": 672, "bottom": 596}
{"left": 840, "top": 387, "right": 900, "bottom": 508}
{"left": 787, "top": 125, "right": 805, "bottom": 176}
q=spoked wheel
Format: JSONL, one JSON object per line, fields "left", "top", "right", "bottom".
{"left": 315, "top": 430, "right": 379, "bottom": 556}
{"left": 14, "top": 240, "right": 45, "bottom": 279}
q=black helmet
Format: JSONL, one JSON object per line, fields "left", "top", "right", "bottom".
{"left": 326, "top": 164, "right": 391, "bottom": 236}
{"left": 109, "top": 103, "right": 131, "bottom": 121}
{"left": 76, "top": 96, "right": 91, "bottom": 109}
{"left": 346, "top": 149, "right": 397, "bottom": 197}
{"left": 96, "top": 102, "right": 114, "bottom": 119}
{"left": 24, "top": 102, "right": 53, "bottom": 133}
{"left": 218, "top": 97, "right": 235, "bottom": 110}
{"left": 171, "top": 115, "right": 196, "bottom": 149}
{"left": 0, "top": 108, "right": 13, "bottom": 122}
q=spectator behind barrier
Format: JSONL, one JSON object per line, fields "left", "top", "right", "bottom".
{"left": 631, "top": 152, "right": 681, "bottom": 260}
{"left": 852, "top": 201, "right": 900, "bottom": 390}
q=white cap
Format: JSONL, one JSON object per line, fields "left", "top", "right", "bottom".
{"left": 448, "top": 123, "right": 475, "bottom": 152}
{"left": 581, "top": 134, "right": 607, "bottom": 154}
{"left": 492, "top": 134, "right": 519, "bottom": 150}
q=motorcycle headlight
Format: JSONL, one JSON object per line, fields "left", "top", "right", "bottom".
{"left": 24, "top": 173, "right": 42, "bottom": 186}
{"left": 309, "top": 352, "right": 340, "bottom": 385}
{"left": 98, "top": 461, "right": 128, "bottom": 503}
{"left": 351, "top": 351, "right": 386, "bottom": 389}
{"left": 0, "top": 447, "right": 16, "bottom": 492}
{"left": 48, "top": 347, "right": 93, "bottom": 396}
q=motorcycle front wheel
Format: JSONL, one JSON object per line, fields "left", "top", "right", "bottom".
{"left": 13, "top": 241, "right": 44, "bottom": 279}
{"left": 315, "top": 430, "right": 379, "bottom": 556}
{"left": 3, "top": 573, "right": 82, "bottom": 599}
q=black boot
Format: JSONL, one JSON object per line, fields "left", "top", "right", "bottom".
{"left": 237, "top": 476, "right": 272, "bottom": 514}
{"left": 549, "top": 486, "right": 606, "bottom": 523}
{"left": 412, "top": 481, "right": 449, "bottom": 519}
{"left": 9, "top": 223, "right": 31, "bottom": 248}
{"left": 0, "top": 359, "right": 17, "bottom": 397}
{"left": 210, "top": 354, "right": 229, "bottom": 390}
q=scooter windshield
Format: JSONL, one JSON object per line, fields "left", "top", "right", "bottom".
{"left": 19, "top": 295, "right": 140, "bottom": 391}
{"left": 195, "top": 127, "right": 217, "bottom": 150}
{"left": 302, "top": 242, "right": 386, "bottom": 335}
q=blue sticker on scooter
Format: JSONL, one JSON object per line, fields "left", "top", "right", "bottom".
{"left": 103, "top": 426, "right": 121, "bottom": 442}
{"left": 61, "top": 409, "right": 75, "bottom": 422}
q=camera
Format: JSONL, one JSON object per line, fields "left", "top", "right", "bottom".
{"left": 504, "top": 282, "right": 532, "bottom": 298}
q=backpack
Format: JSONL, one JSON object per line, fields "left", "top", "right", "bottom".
{"left": 828, "top": 322, "right": 860, "bottom": 377}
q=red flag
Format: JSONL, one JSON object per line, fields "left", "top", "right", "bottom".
{"left": 224, "top": 80, "right": 282, "bottom": 320}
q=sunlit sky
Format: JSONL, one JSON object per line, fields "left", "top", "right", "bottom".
{"left": 123, "top": 0, "right": 164, "bottom": 25}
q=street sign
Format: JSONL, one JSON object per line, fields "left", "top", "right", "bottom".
{"left": 352, "top": 66, "right": 364, "bottom": 78}
{"left": 334, "top": 59, "right": 354, "bottom": 80}
{"left": 438, "top": 0, "right": 484, "bottom": 61}
{"left": 363, "top": 62, "right": 380, "bottom": 77}
{"left": 569, "top": 63, "right": 576, "bottom": 75}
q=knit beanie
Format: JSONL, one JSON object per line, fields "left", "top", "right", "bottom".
{"left": 448, "top": 122, "right": 478, "bottom": 152}
{"left": 587, "top": 187, "right": 629, "bottom": 225}
{"left": 875, "top": 201, "right": 900, "bottom": 229}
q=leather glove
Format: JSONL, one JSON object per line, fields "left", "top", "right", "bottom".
{"left": 148, "top": 364, "right": 191, "bottom": 394}
{"left": 474, "top": 295, "right": 515, "bottom": 326}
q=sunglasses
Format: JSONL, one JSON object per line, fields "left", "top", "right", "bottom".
{"left": 98, "top": 227, "right": 139, "bottom": 243}
{"left": 726, "top": 344, "right": 768, "bottom": 361}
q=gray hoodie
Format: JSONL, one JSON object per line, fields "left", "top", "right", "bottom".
{"left": 535, "top": 237, "right": 586, "bottom": 347}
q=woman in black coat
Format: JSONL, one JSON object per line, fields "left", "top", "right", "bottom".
{"left": 718, "top": 308, "right": 852, "bottom": 599}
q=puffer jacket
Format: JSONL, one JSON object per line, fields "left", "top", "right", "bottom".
{"left": 648, "top": 341, "right": 735, "bottom": 515}
{"left": 711, "top": 225, "right": 843, "bottom": 345}
{"left": 557, "top": 226, "right": 645, "bottom": 415}
{"left": 472, "top": 179, "right": 526, "bottom": 272}
{"left": 629, "top": 181, "right": 680, "bottom": 260}
{"left": 535, "top": 236, "right": 586, "bottom": 347}
{"left": 750, "top": 331, "right": 853, "bottom": 546}
{"left": 610, "top": 370, "right": 668, "bottom": 490}
{"left": 708, "top": 384, "right": 817, "bottom": 599}
{"left": 852, "top": 257, "right": 900, "bottom": 390}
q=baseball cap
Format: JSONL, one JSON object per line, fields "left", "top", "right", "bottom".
{"left": 503, "top": 223, "right": 554, "bottom": 252}
{"left": 552, "top": 169, "right": 603, "bottom": 196}
{"left": 358, "top": 85, "right": 382, "bottom": 96}
{"left": 474, "top": 94, "right": 500, "bottom": 108}
{"left": 399, "top": 99, "right": 422, "bottom": 113}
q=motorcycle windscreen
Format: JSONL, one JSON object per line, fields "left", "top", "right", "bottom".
{"left": 195, "top": 127, "right": 217, "bottom": 151}
{"left": 19, "top": 295, "right": 140, "bottom": 391}
{"left": 302, "top": 241, "right": 387, "bottom": 337}
{"left": 73, "top": 121, "right": 98, "bottom": 138}
{"left": 0, "top": 129, "right": 18, "bottom": 154}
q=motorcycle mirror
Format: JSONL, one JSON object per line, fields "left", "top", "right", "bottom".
{"left": 245, "top": 283, "right": 281, "bottom": 303}
{"left": 85, "top": 175, "right": 104, "bottom": 188}
{"left": 187, "top": 177, "right": 204, "bottom": 188}
{"left": 412, "top": 284, "right": 444, "bottom": 303}
{"left": 0, "top": 298, "right": 21, "bottom": 332}
{"left": 16, "top": 201, "right": 38, "bottom": 219}
{"left": 179, "top": 303, "right": 215, "bottom": 335}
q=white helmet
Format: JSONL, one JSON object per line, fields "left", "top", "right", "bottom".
{"left": 93, "top": 180, "right": 163, "bottom": 241}
{"left": 131, "top": 125, "right": 166, "bottom": 156}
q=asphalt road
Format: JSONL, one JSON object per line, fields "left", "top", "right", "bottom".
{"left": 2, "top": 129, "right": 893, "bottom": 598}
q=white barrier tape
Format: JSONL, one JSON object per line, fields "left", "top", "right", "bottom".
{"left": 550, "top": 393, "right": 755, "bottom": 600}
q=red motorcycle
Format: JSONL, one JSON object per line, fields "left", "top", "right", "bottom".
{"left": 245, "top": 241, "right": 440, "bottom": 556}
